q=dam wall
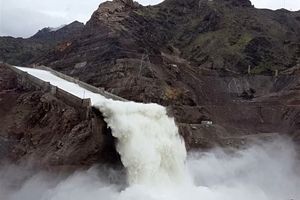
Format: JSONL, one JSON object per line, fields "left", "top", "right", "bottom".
{"left": 1, "top": 63, "right": 121, "bottom": 167}
{"left": 7, "top": 64, "right": 92, "bottom": 119}
{"left": 36, "top": 65, "right": 126, "bottom": 102}
{"left": 8, "top": 64, "right": 127, "bottom": 111}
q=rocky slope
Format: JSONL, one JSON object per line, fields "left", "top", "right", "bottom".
{"left": 34, "top": 0, "right": 300, "bottom": 74}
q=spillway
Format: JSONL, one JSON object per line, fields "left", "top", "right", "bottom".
{"left": 16, "top": 66, "right": 187, "bottom": 186}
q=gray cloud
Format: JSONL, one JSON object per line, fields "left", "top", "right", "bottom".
{"left": 0, "top": 0, "right": 299, "bottom": 38}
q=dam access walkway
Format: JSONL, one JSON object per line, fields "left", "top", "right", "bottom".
{"left": 12, "top": 65, "right": 126, "bottom": 106}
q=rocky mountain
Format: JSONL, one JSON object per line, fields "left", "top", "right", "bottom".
{"left": 33, "top": 0, "right": 300, "bottom": 74}
{"left": 0, "top": 21, "right": 84, "bottom": 65}
{"left": 1, "top": 0, "right": 300, "bottom": 163}
{"left": 30, "top": 21, "right": 84, "bottom": 42}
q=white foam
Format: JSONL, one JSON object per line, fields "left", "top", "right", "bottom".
{"left": 1, "top": 139, "right": 299, "bottom": 200}
{"left": 95, "top": 100, "right": 187, "bottom": 186}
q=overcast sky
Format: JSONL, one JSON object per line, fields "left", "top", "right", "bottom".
{"left": 0, "top": 0, "right": 299, "bottom": 38}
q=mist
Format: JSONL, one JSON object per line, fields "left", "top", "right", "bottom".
{"left": 0, "top": 138, "right": 299, "bottom": 200}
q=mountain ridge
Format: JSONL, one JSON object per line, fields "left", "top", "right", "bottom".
{"left": 0, "top": 21, "right": 84, "bottom": 65}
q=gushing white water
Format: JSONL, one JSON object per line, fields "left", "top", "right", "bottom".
{"left": 16, "top": 66, "right": 187, "bottom": 186}
{"left": 94, "top": 100, "right": 187, "bottom": 186}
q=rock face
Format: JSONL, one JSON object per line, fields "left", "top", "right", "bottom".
{"left": 1, "top": 0, "right": 300, "bottom": 166}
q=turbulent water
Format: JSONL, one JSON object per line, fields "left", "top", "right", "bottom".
{"left": 2, "top": 67, "right": 299, "bottom": 200}
{"left": 94, "top": 100, "right": 187, "bottom": 186}
{"left": 1, "top": 139, "right": 300, "bottom": 200}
